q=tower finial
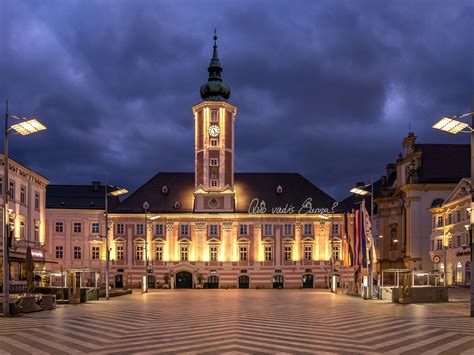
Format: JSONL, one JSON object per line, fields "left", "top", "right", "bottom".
{"left": 214, "top": 28, "right": 217, "bottom": 45}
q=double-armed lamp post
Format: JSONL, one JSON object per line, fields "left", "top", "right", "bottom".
{"left": 103, "top": 185, "right": 128, "bottom": 300}
{"left": 2, "top": 101, "right": 46, "bottom": 316}
{"left": 433, "top": 111, "right": 474, "bottom": 317}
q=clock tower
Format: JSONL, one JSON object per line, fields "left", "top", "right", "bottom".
{"left": 192, "top": 32, "right": 237, "bottom": 212}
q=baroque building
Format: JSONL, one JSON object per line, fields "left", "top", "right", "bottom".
{"left": 45, "top": 35, "right": 346, "bottom": 289}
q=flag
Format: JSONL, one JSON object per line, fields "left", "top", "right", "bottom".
{"left": 361, "top": 201, "right": 368, "bottom": 268}
{"left": 343, "top": 213, "right": 354, "bottom": 266}
{"left": 353, "top": 208, "right": 361, "bottom": 267}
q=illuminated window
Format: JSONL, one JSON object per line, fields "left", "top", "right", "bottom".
{"left": 209, "top": 224, "right": 219, "bottom": 237}
{"left": 55, "top": 222, "right": 64, "bottom": 233}
{"left": 73, "top": 222, "right": 82, "bottom": 233}
{"left": 284, "top": 245, "right": 292, "bottom": 261}
{"left": 264, "top": 246, "right": 273, "bottom": 261}
{"left": 304, "top": 245, "right": 312, "bottom": 260}
{"left": 210, "top": 179, "right": 218, "bottom": 187}
{"left": 116, "top": 245, "right": 124, "bottom": 260}
{"left": 74, "top": 246, "right": 81, "bottom": 259}
{"left": 55, "top": 245, "right": 63, "bottom": 259}
{"left": 209, "top": 245, "right": 218, "bottom": 261}
{"left": 437, "top": 239, "right": 443, "bottom": 250}
{"left": 91, "top": 246, "right": 100, "bottom": 260}
{"left": 332, "top": 224, "right": 340, "bottom": 235}
{"left": 456, "top": 261, "right": 463, "bottom": 283}
{"left": 155, "top": 224, "right": 164, "bottom": 236}
{"left": 180, "top": 245, "right": 189, "bottom": 261}
{"left": 239, "top": 224, "right": 248, "bottom": 236}
{"left": 34, "top": 224, "right": 39, "bottom": 242}
{"left": 210, "top": 158, "right": 219, "bottom": 166}
{"left": 333, "top": 245, "right": 340, "bottom": 260}
{"left": 210, "top": 110, "right": 218, "bottom": 122}
{"left": 239, "top": 246, "right": 248, "bottom": 261}
{"left": 283, "top": 224, "right": 292, "bottom": 236}
{"left": 155, "top": 245, "right": 163, "bottom": 261}
{"left": 34, "top": 192, "right": 40, "bottom": 210}
{"left": 136, "top": 224, "right": 144, "bottom": 235}
{"left": 135, "top": 245, "right": 144, "bottom": 260}
{"left": 210, "top": 138, "right": 218, "bottom": 146}
{"left": 263, "top": 224, "right": 272, "bottom": 236}
{"left": 303, "top": 224, "right": 312, "bottom": 235}
{"left": 116, "top": 223, "right": 125, "bottom": 235}
{"left": 180, "top": 224, "right": 189, "bottom": 236}
{"left": 20, "top": 185, "right": 26, "bottom": 204}
{"left": 437, "top": 216, "right": 443, "bottom": 227}
{"left": 448, "top": 236, "right": 453, "bottom": 248}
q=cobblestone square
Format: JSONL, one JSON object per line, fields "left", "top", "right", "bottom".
{"left": 1, "top": 289, "right": 473, "bottom": 354}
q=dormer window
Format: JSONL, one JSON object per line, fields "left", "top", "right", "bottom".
{"left": 161, "top": 185, "right": 169, "bottom": 194}
{"left": 276, "top": 185, "right": 283, "bottom": 194}
{"left": 174, "top": 201, "right": 181, "bottom": 209}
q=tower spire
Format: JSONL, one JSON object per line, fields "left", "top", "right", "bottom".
{"left": 200, "top": 30, "right": 231, "bottom": 101}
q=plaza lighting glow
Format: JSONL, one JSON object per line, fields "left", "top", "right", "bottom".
{"left": 350, "top": 187, "right": 370, "bottom": 196}
{"left": 432, "top": 117, "right": 470, "bottom": 134}
{"left": 10, "top": 119, "right": 47, "bottom": 135}
{"left": 109, "top": 188, "right": 128, "bottom": 196}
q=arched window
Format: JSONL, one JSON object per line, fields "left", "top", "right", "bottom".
{"left": 456, "top": 261, "right": 463, "bottom": 284}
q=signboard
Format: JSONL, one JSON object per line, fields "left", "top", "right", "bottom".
{"left": 248, "top": 198, "right": 338, "bottom": 215}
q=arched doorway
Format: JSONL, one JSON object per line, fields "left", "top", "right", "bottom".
{"left": 208, "top": 275, "right": 219, "bottom": 289}
{"left": 239, "top": 275, "right": 249, "bottom": 289}
{"left": 455, "top": 261, "right": 463, "bottom": 284}
{"left": 148, "top": 275, "right": 156, "bottom": 289}
{"left": 115, "top": 274, "right": 123, "bottom": 288}
{"left": 272, "top": 274, "right": 284, "bottom": 289}
{"left": 302, "top": 274, "right": 313, "bottom": 288}
{"left": 176, "top": 271, "right": 193, "bottom": 289}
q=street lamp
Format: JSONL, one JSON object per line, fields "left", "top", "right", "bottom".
{"left": 104, "top": 184, "right": 128, "bottom": 300}
{"left": 142, "top": 201, "right": 150, "bottom": 293}
{"left": 2, "top": 101, "right": 46, "bottom": 316}
{"left": 433, "top": 111, "right": 474, "bottom": 317}
{"left": 350, "top": 181, "right": 375, "bottom": 299}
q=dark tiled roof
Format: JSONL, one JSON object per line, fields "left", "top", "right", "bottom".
{"left": 113, "top": 172, "right": 336, "bottom": 214}
{"left": 46, "top": 185, "right": 120, "bottom": 210}
{"left": 415, "top": 144, "right": 470, "bottom": 183}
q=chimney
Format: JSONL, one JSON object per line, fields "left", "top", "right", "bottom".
{"left": 92, "top": 181, "right": 101, "bottom": 191}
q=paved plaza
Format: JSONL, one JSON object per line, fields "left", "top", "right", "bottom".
{"left": 0, "top": 289, "right": 473, "bottom": 354}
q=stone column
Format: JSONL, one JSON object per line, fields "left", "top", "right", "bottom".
{"left": 294, "top": 221, "right": 301, "bottom": 263}
{"left": 275, "top": 226, "right": 281, "bottom": 267}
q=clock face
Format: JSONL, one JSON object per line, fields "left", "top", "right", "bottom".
{"left": 208, "top": 125, "right": 220, "bottom": 137}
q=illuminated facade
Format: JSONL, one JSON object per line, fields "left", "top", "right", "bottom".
{"left": 429, "top": 178, "right": 471, "bottom": 286}
{"left": 45, "top": 35, "right": 348, "bottom": 289}
{"left": 0, "top": 155, "right": 49, "bottom": 287}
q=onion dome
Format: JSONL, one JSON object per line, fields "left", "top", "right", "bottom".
{"left": 200, "top": 30, "right": 231, "bottom": 101}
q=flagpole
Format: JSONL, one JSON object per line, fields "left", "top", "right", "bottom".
{"left": 369, "top": 179, "right": 374, "bottom": 299}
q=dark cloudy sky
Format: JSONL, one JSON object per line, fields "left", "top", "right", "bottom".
{"left": 1, "top": 0, "right": 473, "bottom": 200}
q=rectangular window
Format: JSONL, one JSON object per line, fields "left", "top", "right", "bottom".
{"left": 135, "top": 245, "right": 144, "bottom": 260}
{"left": 55, "top": 222, "right": 64, "bottom": 233}
{"left": 456, "top": 210, "right": 462, "bottom": 222}
{"left": 209, "top": 224, "right": 219, "bottom": 237}
{"left": 264, "top": 245, "right": 273, "bottom": 261}
{"left": 20, "top": 221, "right": 25, "bottom": 239}
{"left": 239, "top": 224, "right": 248, "bottom": 236}
{"left": 34, "top": 192, "right": 40, "bottom": 210}
{"left": 304, "top": 245, "right": 312, "bottom": 260}
{"left": 209, "top": 245, "right": 218, "bottom": 261}
{"left": 180, "top": 224, "right": 189, "bottom": 236}
{"left": 155, "top": 224, "right": 164, "bottom": 236}
{"left": 283, "top": 224, "right": 292, "bottom": 236}
{"left": 263, "top": 224, "right": 272, "bottom": 236}
{"left": 155, "top": 245, "right": 163, "bottom": 261}
{"left": 437, "top": 239, "right": 443, "bottom": 250}
{"left": 55, "top": 245, "right": 63, "bottom": 259}
{"left": 116, "top": 245, "right": 124, "bottom": 260}
{"left": 448, "top": 237, "right": 453, "bottom": 248}
{"left": 91, "top": 246, "right": 100, "bottom": 260}
{"left": 456, "top": 235, "right": 462, "bottom": 247}
{"left": 116, "top": 223, "right": 125, "bottom": 235}
{"left": 91, "top": 223, "right": 100, "bottom": 234}
{"left": 73, "top": 222, "right": 82, "bottom": 233}
{"left": 448, "top": 214, "right": 452, "bottom": 225}
{"left": 210, "top": 179, "right": 218, "bottom": 187}
{"left": 239, "top": 246, "right": 248, "bottom": 261}
{"left": 136, "top": 224, "right": 144, "bottom": 235}
{"left": 431, "top": 239, "right": 435, "bottom": 251}
{"left": 210, "top": 110, "right": 218, "bottom": 122}
{"left": 210, "top": 158, "right": 219, "bottom": 166}
{"left": 332, "top": 224, "right": 340, "bottom": 235}
{"left": 34, "top": 224, "right": 39, "bottom": 242}
{"left": 74, "top": 246, "right": 82, "bottom": 259}
{"left": 284, "top": 245, "right": 292, "bottom": 261}
{"left": 20, "top": 186, "right": 26, "bottom": 204}
{"left": 303, "top": 224, "right": 312, "bottom": 235}
{"left": 210, "top": 138, "right": 218, "bottom": 147}
{"left": 180, "top": 245, "right": 189, "bottom": 261}
{"left": 9, "top": 181, "right": 15, "bottom": 201}
{"left": 437, "top": 216, "right": 443, "bottom": 227}
{"left": 333, "top": 245, "right": 340, "bottom": 260}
